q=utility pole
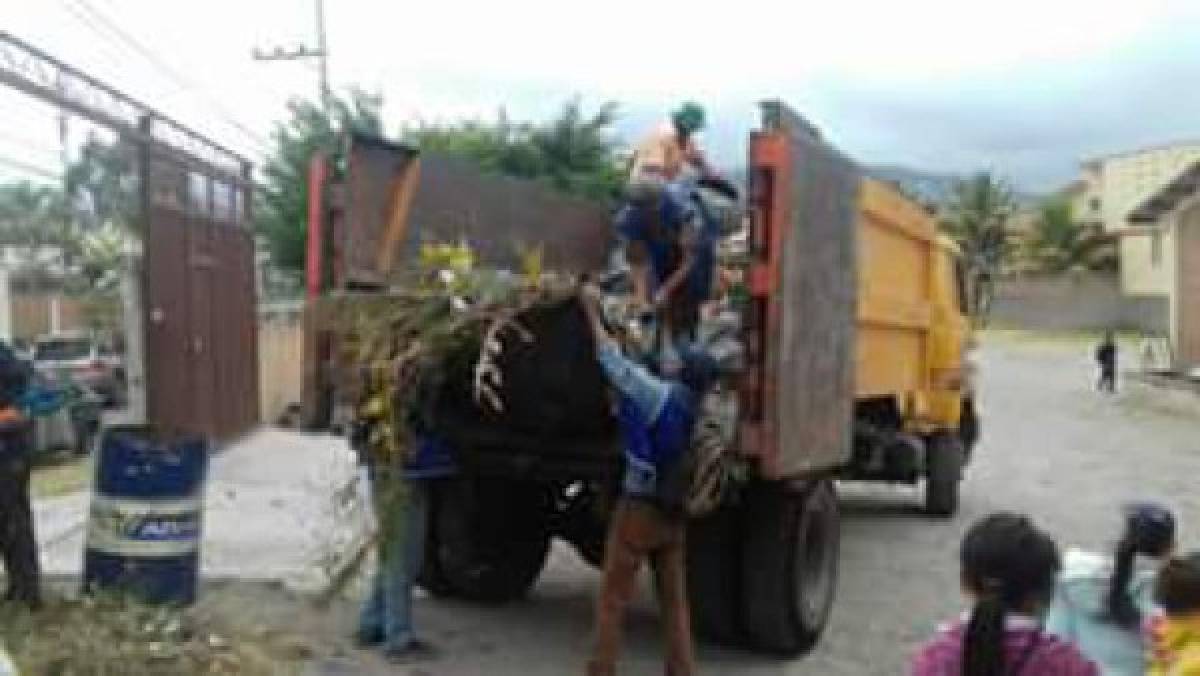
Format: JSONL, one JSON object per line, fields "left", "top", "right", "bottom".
{"left": 252, "top": 0, "right": 330, "bottom": 110}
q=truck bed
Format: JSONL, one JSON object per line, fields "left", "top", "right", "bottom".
{"left": 428, "top": 299, "right": 621, "bottom": 480}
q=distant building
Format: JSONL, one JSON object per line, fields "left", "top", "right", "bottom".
{"left": 1073, "top": 141, "right": 1200, "bottom": 298}
{"left": 1128, "top": 160, "right": 1200, "bottom": 373}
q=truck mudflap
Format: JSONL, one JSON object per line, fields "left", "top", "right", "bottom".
{"left": 742, "top": 101, "right": 861, "bottom": 479}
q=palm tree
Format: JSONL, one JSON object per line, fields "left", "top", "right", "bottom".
{"left": 1024, "top": 198, "right": 1117, "bottom": 274}
{"left": 258, "top": 89, "right": 384, "bottom": 272}
{"left": 941, "top": 172, "right": 1016, "bottom": 324}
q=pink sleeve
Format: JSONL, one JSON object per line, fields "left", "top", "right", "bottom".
{"left": 910, "top": 640, "right": 948, "bottom": 676}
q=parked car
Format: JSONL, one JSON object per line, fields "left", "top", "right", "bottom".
{"left": 32, "top": 332, "right": 126, "bottom": 408}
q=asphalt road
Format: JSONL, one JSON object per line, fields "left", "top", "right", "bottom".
{"left": 308, "top": 336, "right": 1200, "bottom": 675}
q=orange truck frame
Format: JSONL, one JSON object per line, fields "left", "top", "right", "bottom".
{"left": 309, "top": 101, "right": 978, "bottom": 658}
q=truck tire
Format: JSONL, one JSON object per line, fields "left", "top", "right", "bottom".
{"left": 686, "top": 503, "right": 743, "bottom": 645}
{"left": 435, "top": 477, "right": 551, "bottom": 603}
{"left": 740, "top": 480, "right": 840, "bottom": 655}
{"left": 924, "top": 433, "right": 964, "bottom": 517}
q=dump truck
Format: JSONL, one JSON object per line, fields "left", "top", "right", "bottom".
{"left": 305, "top": 101, "right": 979, "bottom": 656}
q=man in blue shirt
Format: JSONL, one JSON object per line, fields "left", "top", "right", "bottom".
{"left": 354, "top": 418, "right": 456, "bottom": 663}
{"left": 579, "top": 284, "right": 715, "bottom": 676}
{"left": 615, "top": 103, "right": 724, "bottom": 342}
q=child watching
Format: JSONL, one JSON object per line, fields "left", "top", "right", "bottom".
{"left": 912, "top": 513, "right": 1098, "bottom": 675}
{"left": 1149, "top": 552, "right": 1200, "bottom": 675}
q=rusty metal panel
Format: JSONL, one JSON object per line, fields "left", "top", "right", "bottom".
{"left": 749, "top": 102, "right": 860, "bottom": 479}
{"left": 338, "top": 134, "right": 612, "bottom": 287}
{"left": 144, "top": 189, "right": 193, "bottom": 436}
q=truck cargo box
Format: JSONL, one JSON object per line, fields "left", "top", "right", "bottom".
{"left": 334, "top": 134, "right": 613, "bottom": 289}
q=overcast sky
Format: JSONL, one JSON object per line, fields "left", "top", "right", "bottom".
{"left": 3, "top": 0, "right": 1200, "bottom": 191}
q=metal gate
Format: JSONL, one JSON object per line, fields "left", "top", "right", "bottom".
{"left": 143, "top": 146, "right": 258, "bottom": 442}
{"left": 0, "top": 32, "right": 259, "bottom": 442}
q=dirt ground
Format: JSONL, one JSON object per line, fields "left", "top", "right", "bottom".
{"left": 14, "top": 335, "right": 1197, "bottom": 675}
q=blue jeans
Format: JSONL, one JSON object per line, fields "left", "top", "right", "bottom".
{"left": 358, "top": 467, "right": 430, "bottom": 651}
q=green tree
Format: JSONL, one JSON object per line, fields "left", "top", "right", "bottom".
{"left": 1023, "top": 198, "right": 1117, "bottom": 274}
{"left": 65, "top": 135, "right": 139, "bottom": 232}
{"left": 0, "top": 181, "right": 73, "bottom": 253}
{"left": 404, "top": 98, "right": 625, "bottom": 203}
{"left": 941, "top": 171, "right": 1016, "bottom": 323}
{"left": 0, "top": 181, "right": 78, "bottom": 290}
{"left": 257, "top": 89, "right": 384, "bottom": 271}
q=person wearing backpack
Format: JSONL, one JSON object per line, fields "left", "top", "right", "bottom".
{"left": 1046, "top": 503, "right": 1177, "bottom": 674}
{"left": 578, "top": 284, "right": 716, "bottom": 676}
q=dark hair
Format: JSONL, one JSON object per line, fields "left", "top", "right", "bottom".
{"left": 1156, "top": 552, "right": 1200, "bottom": 617}
{"left": 961, "top": 513, "right": 1061, "bottom": 676}
{"left": 1108, "top": 503, "right": 1176, "bottom": 628}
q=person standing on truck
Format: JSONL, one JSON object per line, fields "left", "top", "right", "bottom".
{"left": 1096, "top": 331, "right": 1118, "bottom": 393}
{"left": 352, "top": 367, "right": 456, "bottom": 664}
{"left": 0, "top": 340, "right": 38, "bottom": 608}
{"left": 578, "top": 283, "right": 715, "bottom": 676}
{"left": 616, "top": 102, "right": 722, "bottom": 341}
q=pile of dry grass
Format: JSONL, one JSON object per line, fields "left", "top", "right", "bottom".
{"left": 0, "top": 592, "right": 309, "bottom": 675}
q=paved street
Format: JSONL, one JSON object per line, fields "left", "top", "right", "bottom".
{"left": 298, "top": 335, "right": 1200, "bottom": 675}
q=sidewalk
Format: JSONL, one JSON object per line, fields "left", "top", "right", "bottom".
{"left": 34, "top": 427, "right": 371, "bottom": 594}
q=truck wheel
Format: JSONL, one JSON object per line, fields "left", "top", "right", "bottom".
{"left": 435, "top": 477, "right": 551, "bottom": 603}
{"left": 686, "top": 503, "right": 743, "bottom": 645}
{"left": 924, "top": 433, "right": 964, "bottom": 517}
{"left": 740, "top": 480, "right": 840, "bottom": 655}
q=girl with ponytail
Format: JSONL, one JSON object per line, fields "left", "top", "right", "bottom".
{"left": 1046, "top": 503, "right": 1176, "bottom": 674}
{"left": 912, "top": 513, "right": 1098, "bottom": 675}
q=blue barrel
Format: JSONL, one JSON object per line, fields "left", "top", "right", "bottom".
{"left": 83, "top": 425, "right": 208, "bottom": 605}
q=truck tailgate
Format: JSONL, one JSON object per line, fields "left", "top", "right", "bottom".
{"left": 742, "top": 102, "right": 860, "bottom": 479}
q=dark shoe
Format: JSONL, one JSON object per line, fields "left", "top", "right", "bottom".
{"left": 383, "top": 639, "right": 439, "bottom": 664}
{"left": 354, "top": 628, "right": 384, "bottom": 648}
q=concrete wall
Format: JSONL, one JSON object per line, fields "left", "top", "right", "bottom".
{"left": 258, "top": 302, "right": 305, "bottom": 424}
{"left": 991, "top": 273, "right": 1168, "bottom": 333}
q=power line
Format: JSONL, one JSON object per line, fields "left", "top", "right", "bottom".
{"left": 71, "top": 0, "right": 270, "bottom": 152}
{"left": 254, "top": 0, "right": 330, "bottom": 112}
{"left": 0, "top": 154, "right": 61, "bottom": 181}
{"left": 59, "top": 0, "right": 272, "bottom": 153}
{"left": 0, "top": 133, "right": 61, "bottom": 161}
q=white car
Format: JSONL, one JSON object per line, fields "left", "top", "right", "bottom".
{"left": 32, "top": 332, "right": 126, "bottom": 407}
